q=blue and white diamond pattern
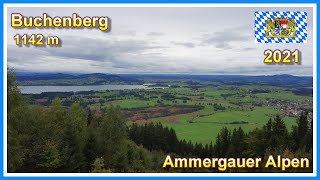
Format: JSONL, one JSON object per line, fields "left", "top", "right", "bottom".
{"left": 255, "top": 11, "right": 307, "bottom": 43}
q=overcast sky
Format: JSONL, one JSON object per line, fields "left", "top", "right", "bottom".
{"left": 7, "top": 6, "right": 314, "bottom": 76}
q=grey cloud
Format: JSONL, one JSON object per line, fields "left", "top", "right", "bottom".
{"left": 241, "top": 47, "right": 255, "bottom": 51}
{"left": 171, "top": 41, "right": 195, "bottom": 48}
{"left": 215, "top": 42, "right": 232, "bottom": 49}
{"left": 7, "top": 45, "right": 50, "bottom": 62}
{"left": 7, "top": 35, "right": 171, "bottom": 73}
{"left": 201, "top": 30, "right": 251, "bottom": 49}
{"left": 36, "top": 36, "right": 167, "bottom": 62}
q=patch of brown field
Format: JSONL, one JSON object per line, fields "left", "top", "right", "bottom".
{"left": 189, "top": 96, "right": 203, "bottom": 101}
{"left": 145, "top": 106, "right": 179, "bottom": 113}
{"left": 34, "top": 98, "right": 48, "bottom": 103}
{"left": 123, "top": 105, "right": 203, "bottom": 122}
{"left": 160, "top": 114, "right": 181, "bottom": 123}
{"left": 206, "top": 99, "right": 225, "bottom": 103}
{"left": 134, "top": 119, "right": 148, "bottom": 124}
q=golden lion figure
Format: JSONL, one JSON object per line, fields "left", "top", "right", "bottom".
{"left": 266, "top": 19, "right": 276, "bottom": 37}
{"left": 287, "top": 19, "right": 296, "bottom": 36}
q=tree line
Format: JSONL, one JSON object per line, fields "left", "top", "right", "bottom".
{"left": 128, "top": 113, "right": 312, "bottom": 158}
{"left": 128, "top": 113, "right": 312, "bottom": 172}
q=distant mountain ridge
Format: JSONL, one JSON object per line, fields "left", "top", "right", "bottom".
{"left": 16, "top": 73, "right": 143, "bottom": 86}
{"left": 15, "top": 73, "right": 313, "bottom": 88}
{"left": 16, "top": 73, "right": 119, "bottom": 81}
{"left": 118, "top": 74, "right": 313, "bottom": 88}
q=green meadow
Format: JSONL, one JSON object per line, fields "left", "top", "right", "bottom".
{"left": 65, "top": 83, "right": 312, "bottom": 145}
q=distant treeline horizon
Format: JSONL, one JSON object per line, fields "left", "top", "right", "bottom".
{"left": 15, "top": 71, "right": 313, "bottom": 77}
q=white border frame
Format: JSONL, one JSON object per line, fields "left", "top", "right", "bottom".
{"left": 3, "top": 3, "right": 317, "bottom": 177}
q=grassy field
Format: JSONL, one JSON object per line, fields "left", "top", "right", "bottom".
{"left": 160, "top": 107, "right": 296, "bottom": 144}
{"left": 54, "top": 82, "right": 313, "bottom": 145}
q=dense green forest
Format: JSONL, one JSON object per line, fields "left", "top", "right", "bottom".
{"left": 8, "top": 71, "right": 313, "bottom": 173}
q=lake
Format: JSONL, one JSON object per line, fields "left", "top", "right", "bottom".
{"left": 18, "top": 85, "right": 149, "bottom": 94}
